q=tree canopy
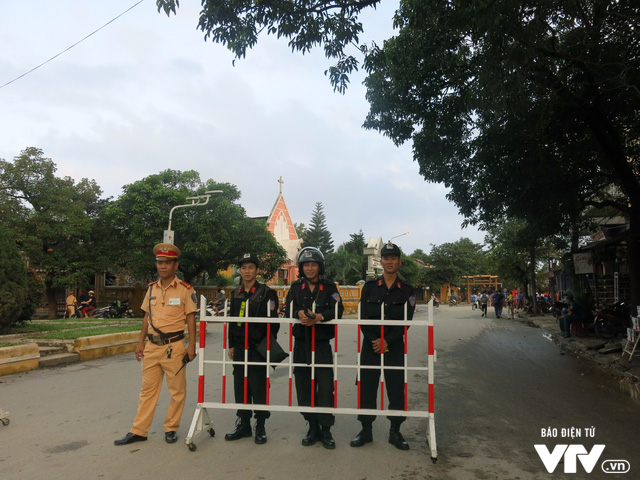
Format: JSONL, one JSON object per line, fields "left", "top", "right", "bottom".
{"left": 156, "top": 0, "right": 381, "bottom": 92}
{"left": 0, "top": 148, "right": 103, "bottom": 318}
{"left": 422, "top": 238, "right": 486, "bottom": 287}
{"left": 105, "top": 169, "right": 288, "bottom": 284}
{"left": 362, "top": 0, "right": 640, "bottom": 304}
{"left": 325, "top": 229, "right": 367, "bottom": 284}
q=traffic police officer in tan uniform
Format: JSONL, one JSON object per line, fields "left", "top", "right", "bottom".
{"left": 350, "top": 242, "right": 415, "bottom": 450}
{"left": 114, "top": 243, "right": 198, "bottom": 445}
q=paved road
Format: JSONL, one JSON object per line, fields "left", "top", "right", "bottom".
{"left": 1, "top": 305, "right": 638, "bottom": 479}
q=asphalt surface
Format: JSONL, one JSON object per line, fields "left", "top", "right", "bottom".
{"left": 1, "top": 305, "right": 639, "bottom": 480}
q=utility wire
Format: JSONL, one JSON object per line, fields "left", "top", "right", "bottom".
{"left": 0, "top": 0, "right": 145, "bottom": 90}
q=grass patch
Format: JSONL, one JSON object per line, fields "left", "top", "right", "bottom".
{"left": 48, "top": 317, "right": 142, "bottom": 323}
{"left": 28, "top": 323, "right": 143, "bottom": 340}
{"left": 0, "top": 342, "right": 24, "bottom": 348}
{"left": 9, "top": 323, "right": 98, "bottom": 333}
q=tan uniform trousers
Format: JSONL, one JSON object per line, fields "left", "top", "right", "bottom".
{"left": 131, "top": 340, "right": 187, "bottom": 436}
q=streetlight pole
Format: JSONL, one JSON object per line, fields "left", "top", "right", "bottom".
{"left": 390, "top": 232, "right": 410, "bottom": 242}
{"left": 164, "top": 190, "right": 223, "bottom": 244}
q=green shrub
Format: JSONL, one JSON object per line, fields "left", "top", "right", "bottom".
{"left": 0, "top": 226, "right": 43, "bottom": 331}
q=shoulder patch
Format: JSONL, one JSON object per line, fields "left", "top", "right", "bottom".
{"left": 179, "top": 280, "right": 192, "bottom": 290}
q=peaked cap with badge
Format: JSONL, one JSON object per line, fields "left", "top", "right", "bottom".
{"left": 238, "top": 252, "right": 260, "bottom": 268}
{"left": 153, "top": 242, "right": 181, "bottom": 260}
{"left": 381, "top": 242, "right": 402, "bottom": 257}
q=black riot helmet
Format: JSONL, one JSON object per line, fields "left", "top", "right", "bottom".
{"left": 297, "top": 247, "right": 325, "bottom": 277}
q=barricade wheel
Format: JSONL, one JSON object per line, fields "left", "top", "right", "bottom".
{"left": 1, "top": 418, "right": 10, "bottom": 426}
{"left": 188, "top": 443, "right": 197, "bottom": 451}
{"left": 208, "top": 428, "right": 215, "bottom": 437}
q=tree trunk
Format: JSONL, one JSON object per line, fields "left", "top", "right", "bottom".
{"left": 528, "top": 244, "right": 539, "bottom": 314}
{"left": 46, "top": 280, "right": 57, "bottom": 320}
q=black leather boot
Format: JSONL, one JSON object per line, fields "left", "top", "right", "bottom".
{"left": 320, "top": 426, "right": 335, "bottom": 449}
{"left": 301, "top": 421, "right": 320, "bottom": 446}
{"left": 224, "top": 417, "right": 252, "bottom": 441}
{"left": 388, "top": 425, "right": 409, "bottom": 450}
{"left": 254, "top": 418, "right": 267, "bottom": 444}
{"left": 350, "top": 424, "right": 373, "bottom": 447}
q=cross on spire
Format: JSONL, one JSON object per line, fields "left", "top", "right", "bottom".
{"left": 278, "top": 176, "right": 284, "bottom": 194}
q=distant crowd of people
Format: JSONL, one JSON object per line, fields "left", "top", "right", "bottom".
{"left": 468, "top": 289, "right": 526, "bottom": 319}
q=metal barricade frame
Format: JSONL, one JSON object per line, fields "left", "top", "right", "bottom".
{"left": 184, "top": 296, "right": 437, "bottom": 462}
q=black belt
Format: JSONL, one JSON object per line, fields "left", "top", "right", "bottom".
{"left": 147, "top": 332, "right": 184, "bottom": 346}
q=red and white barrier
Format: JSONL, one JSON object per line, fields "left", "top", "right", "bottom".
{"left": 185, "top": 296, "right": 437, "bottom": 462}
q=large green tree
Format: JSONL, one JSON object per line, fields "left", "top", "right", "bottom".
{"left": 0, "top": 148, "right": 104, "bottom": 318}
{"left": 363, "top": 0, "right": 640, "bottom": 306}
{"left": 104, "top": 170, "right": 287, "bottom": 284}
{"left": 325, "top": 229, "right": 367, "bottom": 284}
{"left": 301, "top": 202, "right": 334, "bottom": 254}
{"left": 424, "top": 238, "right": 486, "bottom": 287}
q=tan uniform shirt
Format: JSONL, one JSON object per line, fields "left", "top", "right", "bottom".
{"left": 141, "top": 276, "right": 198, "bottom": 334}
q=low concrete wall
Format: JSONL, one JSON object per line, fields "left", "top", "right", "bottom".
{"left": 0, "top": 344, "right": 40, "bottom": 377}
{"left": 73, "top": 332, "right": 139, "bottom": 361}
{"left": 72, "top": 331, "right": 195, "bottom": 361}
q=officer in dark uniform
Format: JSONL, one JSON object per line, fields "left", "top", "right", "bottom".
{"left": 224, "top": 253, "right": 279, "bottom": 444}
{"left": 284, "top": 247, "right": 344, "bottom": 449}
{"left": 350, "top": 242, "right": 415, "bottom": 450}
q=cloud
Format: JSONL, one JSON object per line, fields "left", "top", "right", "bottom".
{"left": 0, "top": 0, "right": 485, "bottom": 255}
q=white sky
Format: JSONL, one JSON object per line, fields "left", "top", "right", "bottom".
{"left": 0, "top": 0, "right": 485, "bottom": 254}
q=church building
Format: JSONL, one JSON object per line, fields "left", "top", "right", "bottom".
{"left": 266, "top": 177, "right": 302, "bottom": 285}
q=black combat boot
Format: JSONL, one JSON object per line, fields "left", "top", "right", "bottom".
{"left": 320, "top": 426, "right": 335, "bottom": 449}
{"left": 254, "top": 418, "right": 267, "bottom": 444}
{"left": 388, "top": 424, "right": 409, "bottom": 450}
{"left": 224, "top": 417, "right": 252, "bottom": 441}
{"left": 350, "top": 423, "right": 373, "bottom": 447}
{"left": 301, "top": 421, "right": 320, "bottom": 446}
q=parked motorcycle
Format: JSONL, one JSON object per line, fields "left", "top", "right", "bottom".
{"left": 91, "top": 300, "right": 135, "bottom": 319}
{"left": 593, "top": 300, "right": 631, "bottom": 339}
{"left": 552, "top": 301, "right": 568, "bottom": 318}
{"left": 525, "top": 297, "right": 553, "bottom": 315}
